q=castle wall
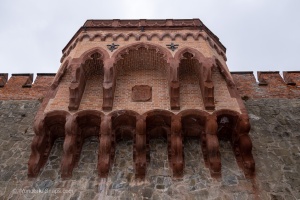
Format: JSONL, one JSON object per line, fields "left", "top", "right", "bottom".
{"left": 0, "top": 74, "right": 54, "bottom": 101}
{"left": 231, "top": 71, "right": 300, "bottom": 99}
{"left": 0, "top": 98, "right": 299, "bottom": 199}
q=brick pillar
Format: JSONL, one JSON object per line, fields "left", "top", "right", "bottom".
{"left": 68, "top": 64, "right": 87, "bottom": 110}
{"left": 169, "top": 58, "right": 180, "bottom": 110}
{"left": 102, "top": 58, "right": 115, "bottom": 111}
{"left": 201, "top": 58, "right": 215, "bottom": 110}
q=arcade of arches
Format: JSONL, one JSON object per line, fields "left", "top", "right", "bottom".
{"left": 28, "top": 19, "right": 255, "bottom": 180}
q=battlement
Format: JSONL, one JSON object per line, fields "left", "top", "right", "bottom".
{"left": 1, "top": 71, "right": 299, "bottom": 101}
{"left": 0, "top": 73, "right": 55, "bottom": 100}
{"left": 231, "top": 71, "right": 300, "bottom": 99}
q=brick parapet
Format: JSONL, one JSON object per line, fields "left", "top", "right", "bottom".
{"left": 0, "top": 73, "right": 55, "bottom": 100}
{"left": 1, "top": 71, "right": 299, "bottom": 100}
{"left": 231, "top": 71, "right": 300, "bottom": 99}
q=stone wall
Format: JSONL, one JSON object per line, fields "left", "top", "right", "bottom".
{"left": 0, "top": 98, "right": 299, "bottom": 199}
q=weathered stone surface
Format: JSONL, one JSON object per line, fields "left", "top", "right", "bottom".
{"left": 0, "top": 99, "right": 300, "bottom": 199}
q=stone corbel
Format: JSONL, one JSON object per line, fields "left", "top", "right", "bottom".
{"left": 98, "top": 115, "right": 113, "bottom": 178}
{"left": 233, "top": 114, "right": 255, "bottom": 177}
{"left": 202, "top": 58, "right": 215, "bottom": 110}
{"left": 169, "top": 59, "right": 180, "bottom": 110}
{"left": 134, "top": 115, "right": 147, "bottom": 179}
{"left": 28, "top": 116, "right": 53, "bottom": 177}
{"left": 103, "top": 58, "right": 115, "bottom": 111}
{"left": 170, "top": 115, "right": 184, "bottom": 178}
{"left": 61, "top": 114, "right": 83, "bottom": 179}
{"left": 68, "top": 65, "right": 87, "bottom": 111}
{"left": 28, "top": 117, "right": 46, "bottom": 177}
{"left": 203, "top": 115, "right": 221, "bottom": 178}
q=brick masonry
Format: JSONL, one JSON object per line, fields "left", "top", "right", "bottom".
{"left": 231, "top": 71, "right": 300, "bottom": 99}
{"left": 2, "top": 71, "right": 300, "bottom": 102}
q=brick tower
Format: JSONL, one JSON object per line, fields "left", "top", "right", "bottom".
{"left": 28, "top": 19, "right": 255, "bottom": 179}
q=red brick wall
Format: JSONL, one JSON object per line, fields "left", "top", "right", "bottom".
{"left": 0, "top": 73, "right": 55, "bottom": 100}
{"left": 1, "top": 71, "right": 299, "bottom": 102}
{"left": 231, "top": 71, "right": 300, "bottom": 99}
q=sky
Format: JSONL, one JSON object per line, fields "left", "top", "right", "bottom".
{"left": 0, "top": 0, "right": 299, "bottom": 76}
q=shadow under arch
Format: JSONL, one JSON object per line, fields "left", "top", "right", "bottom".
{"left": 178, "top": 109, "right": 209, "bottom": 138}
{"left": 68, "top": 47, "right": 108, "bottom": 111}
{"left": 175, "top": 47, "right": 216, "bottom": 110}
{"left": 213, "top": 109, "right": 255, "bottom": 177}
{"left": 28, "top": 110, "right": 70, "bottom": 178}
{"left": 213, "top": 109, "right": 240, "bottom": 141}
{"left": 103, "top": 110, "right": 140, "bottom": 180}
{"left": 109, "top": 109, "right": 140, "bottom": 141}
{"left": 141, "top": 109, "right": 175, "bottom": 177}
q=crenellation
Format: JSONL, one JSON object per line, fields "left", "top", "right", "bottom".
{"left": 0, "top": 73, "right": 54, "bottom": 100}
{"left": 0, "top": 73, "right": 8, "bottom": 87}
{"left": 1, "top": 70, "right": 300, "bottom": 101}
{"left": 231, "top": 71, "right": 300, "bottom": 99}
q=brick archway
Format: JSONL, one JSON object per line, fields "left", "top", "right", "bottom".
{"left": 213, "top": 109, "right": 255, "bottom": 177}
{"left": 111, "top": 42, "right": 172, "bottom": 63}
{"left": 113, "top": 45, "right": 172, "bottom": 112}
{"left": 29, "top": 110, "right": 70, "bottom": 177}
{"left": 61, "top": 110, "right": 103, "bottom": 178}
{"left": 68, "top": 48, "right": 108, "bottom": 111}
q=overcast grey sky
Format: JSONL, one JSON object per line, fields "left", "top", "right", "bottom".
{"left": 0, "top": 0, "right": 299, "bottom": 75}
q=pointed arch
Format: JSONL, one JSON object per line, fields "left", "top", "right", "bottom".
{"left": 174, "top": 47, "right": 207, "bottom": 63}
{"left": 111, "top": 42, "right": 172, "bottom": 63}
{"left": 77, "top": 47, "right": 110, "bottom": 63}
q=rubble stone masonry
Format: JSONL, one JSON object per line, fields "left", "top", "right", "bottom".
{"left": 0, "top": 97, "right": 299, "bottom": 199}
